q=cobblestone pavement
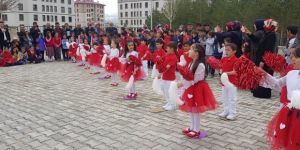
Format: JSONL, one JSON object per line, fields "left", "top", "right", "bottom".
{"left": 0, "top": 62, "right": 279, "bottom": 150}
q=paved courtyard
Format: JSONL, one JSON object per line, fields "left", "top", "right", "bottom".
{"left": 0, "top": 62, "right": 280, "bottom": 150}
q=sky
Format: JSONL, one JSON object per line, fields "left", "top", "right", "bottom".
{"left": 96, "top": 0, "right": 118, "bottom": 16}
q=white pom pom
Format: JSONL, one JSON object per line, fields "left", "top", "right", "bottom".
{"left": 168, "top": 81, "right": 184, "bottom": 106}
{"left": 178, "top": 55, "right": 187, "bottom": 66}
{"left": 152, "top": 77, "right": 163, "bottom": 95}
{"left": 221, "top": 73, "right": 234, "bottom": 88}
{"left": 125, "top": 75, "right": 134, "bottom": 90}
{"left": 66, "top": 42, "right": 70, "bottom": 49}
{"left": 151, "top": 65, "right": 159, "bottom": 78}
{"left": 288, "top": 90, "right": 300, "bottom": 109}
{"left": 101, "top": 54, "right": 107, "bottom": 67}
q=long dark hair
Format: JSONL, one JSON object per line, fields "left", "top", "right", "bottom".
{"left": 191, "top": 43, "right": 206, "bottom": 74}
{"left": 124, "top": 41, "right": 136, "bottom": 58}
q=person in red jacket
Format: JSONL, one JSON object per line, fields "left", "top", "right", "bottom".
{"left": 45, "top": 31, "right": 55, "bottom": 61}
{"left": 151, "top": 39, "right": 166, "bottom": 78}
{"left": 178, "top": 42, "right": 193, "bottom": 66}
{"left": 157, "top": 42, "right": 178, "bottom": 111}
{"left": 53, "top": 32, "right": 62, "bottom": 61}
{"left": 219, "top": 43, "right": 238, "bottom": 120}
{"left": 137, "top": 38, "right": 150, "bottom": 79}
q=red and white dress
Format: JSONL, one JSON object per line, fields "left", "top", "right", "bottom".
{"left": 262, "top": 70, "right": 300, "bottom": 150}
{"left": 88, "top": 45, "right": 104, "bottom": 68}
{"left": 68, "top": 42, "right": 78, "bottom": 58}
{"left": 105, "top": 48, "right": 120, "bottom": 73}
{"left": 178, "top": 63, "right": 218, "bottom": 113}
{"left": 119, "top": 51, "right": 144, "bottom": 82}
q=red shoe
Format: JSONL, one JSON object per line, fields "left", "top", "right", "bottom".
{"left": 133, "top": 93, "right": 138, "bottom": 98}
{"left": 182, "top": 128, "right": 192, "bottom": 135}
{"left": 123, "top": 93, "right": 136, "bottom": 100}
{"left": 186, "top": 131, "right": 201, "bottom": 138}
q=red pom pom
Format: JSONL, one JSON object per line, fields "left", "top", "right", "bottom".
{"left": 263, "top": 52, "right": 286, "bottom": 73}
{"left": 83, "top": 45, "right": 90, "bottom": 51}
{"left": 129, "top": 55, "right": 142, "bottom": 66}
{"left": 234, "top": 56, "right": 266, "bottom": 90}
{"left": 207, "top": 56, "right": 222, "bottom": 69}
{"left": 177, "top": 65, "right": 194, "bottom": 80}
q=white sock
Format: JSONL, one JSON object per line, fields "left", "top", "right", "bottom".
{"left": 190, "top": 113, "right": 194, "bottom": 130}
{"left": 193, "top": 113, "right": 200, "bottom": 132}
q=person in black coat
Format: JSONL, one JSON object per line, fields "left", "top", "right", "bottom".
{"left": 0, "top": 21, "right": 11, "bottom": 50}
{"left": 43, "top": 23, "right": 54, "bottom": 37}
{"left": 252, "top": 19, "right": 278, "bottom": 99}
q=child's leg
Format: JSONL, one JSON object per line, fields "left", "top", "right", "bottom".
{"left": 190, "top": 113, "right": 194, "bottom": 130}
{"left": 220, "top": 86, "right": 229, "bottom": 116}
{"left": 142, "top": 60, "right": 148, "bottom": 79}
{"left": 228, "top": 86, "right": 237, "bottom": 117}
{"left": 112, "top": 73, "right": 118, "bottom": 83}
{"left": 193, "top": 113, "right": 201, "bottom": 132}
{"left": 129, "top": 82, "right": 136, "bottom": 94}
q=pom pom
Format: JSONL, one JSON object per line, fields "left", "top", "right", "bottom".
{"left": 129, "top": 55, "right": 142, "bottom": 66}
{"left": 168, "top": 81, "right": 184, "bottom": 106}
{"left": 234, "top": 56, "right": 266, "bottom": 90}
{"left": 178, "top": 55, "right": 187, "bottom": 66}
{"left": 144, "top": 52, "right": 153, "bottom": 61}
{"left": 152, "top": 77, "right": 163, "bottom": 95}
{"left": 83, "top": 45, "right": 90, "bottom": 51}
{"left": 263, "top": 52, "right": 286, "bottom": 73}
{"left": 220, "top": 73, "right": 234, "bottom": 88}
{"left": 151, "top": 65, "right": 159, "bottom": 78}
{"left": 177, "top": 65, "right": 194, "bottom": 80}
{"left": 288, "top": 90, "right": 300, "bottom": 109}
{"left": 101, "top": 54, "right": 107, "bottom": 67}
{"left": 207, "top": 56, "right": 222, "bottom": 70}
{"left": 125, "top": 75, "right": 134, "bottom": 90}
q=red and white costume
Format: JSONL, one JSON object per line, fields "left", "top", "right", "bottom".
{"left": 68, "top": 42, "right": 78, "bottom": 59}
{"left": 150, "top": 48, "right": 166, "bottom": 78}
{"left": 137, "top": 44, "right": 150, "bottom": 79}
{"left": 106, "top": 48, "right": 120, "bottom": 73}
{"left": 262, "top": 70, "right": 300, "bottom": 150}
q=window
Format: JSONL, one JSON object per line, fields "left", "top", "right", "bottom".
{"left": 145, "top": 11, "right": 148, "bottom": 17}
{"left": 145, "top": 2, "right": 148, "bottom": 8}
{"left": 46, "top": 6, "right": 49, "bottom": 12}
{"left": 69, "top": 17, "right": 72, "bottom": 22}
{"left": 61, "top": 16, "right": 65, "bottom": 22}
{"left": 33, "top": 15, "right": 38, "bottom": 21}
{"left": 19, "top": 14, "right": 24, "bottom": 21}
{"left": 33, "top": 4, "right": 38, "bottom": 11}
{"left": 120, "top": 12, "right": 123, "bottom": 18}
{"left": 125, "top": 20, "right": 128, "bottom": 25}
{"left": 61, "top": 0, "right": 64, "bottom": 4}
{"left": 156, "top": 2, "right": 159, "bottom": 8}
{"left": 125, "top": 4, "right": 128, "bottom": 9}
{"left": 50, "top": 0, "right": 52, "bottom": 2}
{"left": 134, "top": 20, "right": 136, "bottom": 25}
{"left": 42, "top": 5, "right": 45, "bottom": 12}
{"left": 120, "top": 4, "right": 123, "bottom": 10}
{"left": 51, "top": 16, "right": 53, "bottom": 22}
{"left": 140, "top": 20, "right": 142, "bottom": 25}
{"left": 54, "top": 0, "right": 57, "bottom": 2}
{"left": 46, "top": 0, "right": 48, "bottom": 2}
{"left": 68, "top": 0, "right": 71, "bottom": 4}
{"left": 125, "top": 12, "right": 128, "bottom": 17}
{"left": 42, "top": 15, "right": 46, "bottom": 21}
{"left": 131, "top": 20, "right": 133, "bottom": 25}
{"left": 61, "top": 7, "right": 65, "bottom": 13}
{"left": 68, "top": 8, "right": 72, "bottom": 14}
{"left": 131, "top": 3, "right": 133, "bottom": 8}
{"left": 140, "top": 11, "right": 142, "bottom": 17}
{"left": 134, "top": 3, "right": 136, "bottom": 8}
{"left": 55, "top": 16, "right": 58, "bottom": 22}
{"left": 131, "top": 12, "right": 133, "bottom": 17}
{"left": 2, "top": 15, "right": 7, "bottom": 21}
{"left": 50, "top": 6, "right": 53, "bottom": 12}
{"left": 121, "top": 20, "right": 123, "bottom": 25}
{"left": 18, "top": 3, "right": 23, "bottom": 11}
{"left": 54, "top": 6, "right": 57, "bottom": 12}
{"left": 47, "top": 15, "right": 50, "bottom": 21}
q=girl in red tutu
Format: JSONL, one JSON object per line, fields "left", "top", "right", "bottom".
{"left": 260, "top": 46, "right": 300, "bottom": 150}
{"left": 81, "top": 39, "right": 91, "bottom": 69}
{"left": 120, "top": 41, "right": 143, "bottom": 100}
{"left": 177, "top": 43, "right": 218, "bottom": 138}
{"left": 99, "top": 38, "right": 112, "bottom": 80}
{"left": 68, "top": 37, "right": 78, "bottom": 63}
{"left": 106, "top": 40, "right": 120, "bottom": 86}
{"left": 157, "top": 42, "right": 178, "bottom": 111}
{"left": 88, "top": 43, "right": 103, "bottom": 75}
{"left": 76, "top": 38, "right": 84, "bottom": 65}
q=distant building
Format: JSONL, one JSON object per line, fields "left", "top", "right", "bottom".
{"left": 74, "top": 0, "right": 105, "bottom": 28}
{"left": 118, "top": 0, "right": 166, "bottom": 30}
{"left": 1, "top": 0, "right": 75, "bottom": 27}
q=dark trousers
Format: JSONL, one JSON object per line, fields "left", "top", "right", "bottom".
{"left": 62, "top": 49, "right": 69, "bottom": 60}
{"left": 54, "top": 47, "right": 62, "bottom": 60}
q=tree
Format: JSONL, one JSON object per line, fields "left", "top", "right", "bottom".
{"left": 145, "top": 9, "right": 168, "bottom": 30}
{"left": 161, "top": 0, "right": 179, "bottom": 29}
{"left": 0, "top": 0, "right": 19, "bottom": 20}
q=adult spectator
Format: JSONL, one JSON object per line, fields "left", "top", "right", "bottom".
{"left": 283, "top": 26, "right": 299, "bottom": 64}
{"left": 63, "top": 23, "right": 72, "bottom": 39}
{"left": 106, "top": 23, "right": 118, "bottom": 38}
{"left": 0, "top": 20, "right": 11, "bottom": 49}
{"left": 73, "top": 24, "right": 84, "bottom": 38}
{"left": 54, "top": 22, "right": 63, "bottom": 38}
{"left": 29, "top": 22, "right": 40, "bottom": 48}
{"left": 85, "top": 22, "right": 95, "bottom": 36}
{"left": 43, "top": 23, "right": 54, "bottom": 37}
{"left": 17, "top": 24, "right": 28, "bottom": 49}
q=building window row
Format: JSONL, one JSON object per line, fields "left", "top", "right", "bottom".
{"left": 42, "top": 0, "right": 72, "bottom": 4}
{"left": 120, "top": 11, "right": 148, "bottom": 18}
{"left": 120, "top": 19, "right": 143, "bottom": 26}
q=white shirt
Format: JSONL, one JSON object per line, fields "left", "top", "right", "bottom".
{"left": 109, "top": 48, "right": 119, "bottom": 59}
{"left": 283, "top": 38, "right": 296, "bottom": 64}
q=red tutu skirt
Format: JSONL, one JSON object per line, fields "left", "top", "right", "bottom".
{"left": 88, "top": 53, "right": 102, "bottom": 67}
{"left": 180, "top": 81, "right": 218, "bottom": 113}
{"left": 266, "top": 106, "right": 300, "bottom": 150}
{"left": 68, "top": 48, "right": 77, "bottom": 57}
{"left": 280, "top": 87, "right": 289, "bottom": 105}
{"left": 119, "top": 63, "right": 143, "bottom": 82}
{"left": 106, "top": 57, "right": 120, "bottom": 73}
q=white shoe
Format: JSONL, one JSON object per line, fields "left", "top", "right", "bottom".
{"left": 164, "top": 104, "right": 176, "bottom": 111}
{"left": 226, "top": 114, "right": 236, "bottom": 120}
{"left": 218, "top": 112, "right": 228, "bottom": 118}
{"left": 163, "top": 103, "right": 170, "bottom": 109}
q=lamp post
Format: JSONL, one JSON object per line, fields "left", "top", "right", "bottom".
{"left": 150, "top": 0, "right": 153, "bottom": 30}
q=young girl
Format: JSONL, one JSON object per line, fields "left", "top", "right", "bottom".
{"left": 11, "top": 47, "right": 24, "bottom": 65}
{"left": 99, "top": 37, "right": 112, "bottom": 79}
{"left": 88, "top": 43, "right": 103, "bottom": 75}
{"left": 258, "top": 46, "right": 300, "bottom": 150}
{"left": 45, "top": 31, "right": 54, "bottom": 61}
{"left": 137, "top": 38, "right": 150, "bottom": 80}
{"left": 120, "top": 41, "right": 143, "bottom": 100}
{"left": 83, "top": 39, "right": 91, "bottom": 69}
{"left": 68, "top": 37, "right": 78, "bottom": 63}
{"left": 106, "top": 40, "right": 120, "bottom": 86}
{"left": 177, "top": 43, "right": 218, "bottom": 138}
{"left": 36, "top": 33, "right": 46, "bottom": 62}
{"left": 61, "top": 34, "right": 69, "bottom": 61}
{"left": 157, "top": 42, "right": 178, "bottom": 111}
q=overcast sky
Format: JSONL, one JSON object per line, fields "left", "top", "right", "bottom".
{"left": 97, "top": 0, "right": 118, "bottom": 16}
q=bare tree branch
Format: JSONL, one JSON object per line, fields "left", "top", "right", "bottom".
{"left": 0, "top": 0, "right": 19, "bottom": 12}
{"left": 162, "top": 0, "right": 179, "bottom": 29}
